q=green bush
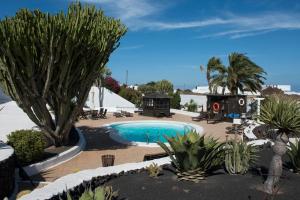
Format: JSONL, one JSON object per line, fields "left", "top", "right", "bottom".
{"left": 7, "top": 130, "right": 46, "bottom": 165}
{"left": 170, "top": 91, "right": 181, "bottom": 109}
{"left": 118, "top": 86, "right": 142, "bottom": 107}
{"left": 185, "top": 99, "right": 198, "bottom": 112}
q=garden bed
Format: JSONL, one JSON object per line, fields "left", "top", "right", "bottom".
{"left": 52, "top": 147, "right": 300, "bottom": 200}
{"left": 42, "top": 127, "right": 79, "bottom": 161}
{"left": 25, "top": 127, "right": 79, "bottom": 167}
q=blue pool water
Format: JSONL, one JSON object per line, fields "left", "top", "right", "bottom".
{"left": 110, "top": 122, "right": 195, "bottom": 143}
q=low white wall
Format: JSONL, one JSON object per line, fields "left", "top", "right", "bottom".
{"left": 170, "top": 109, "right": 199, "bottom": 117}
{"left": 20, "top": 157, "right": 171, "bottom": 200}
{"left": 23, "top": 129, "right": 86, "bottom": 176}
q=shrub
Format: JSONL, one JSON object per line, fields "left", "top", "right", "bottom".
{"left": 118, "top": 86, "right": 142, "bottom": 106}
{"left": 158, "top": 131, "right": 223, "bottom": 182}
{"left": 104, "top": 77, "right": 121, "bottom": 94}
{"left": 170, "top": 91, "right": 181, "bottom": 109}
{"left": 185, "top": 99, "right": 198, "bottom": 112}
{"left": 261, "top": 87, "right": 284, "bottom": 96}
{"left": 225, "top": 139, "right": 258, "bottom": 175}
{"left": 7, "top": 130, "right": 46, "bottom": 165}
{"left": 287, "top": 139, "right": 300, "bottom": 173}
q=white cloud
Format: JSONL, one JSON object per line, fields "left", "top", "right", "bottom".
{"left": 73, "top": 1, "right": 300, "bottom": 38}
{"left": 79, "top": 0, "right": 161, "bottom": 20}
{"left": 145, "top": 12, "right": 300, "bottom": 38}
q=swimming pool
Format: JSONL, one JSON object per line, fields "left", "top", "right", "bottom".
{"left": 107, "top": 121, "right": 203, "bottom": 147}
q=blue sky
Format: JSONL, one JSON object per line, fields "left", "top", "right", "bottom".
{"left": 1, "top": 0, "right": 300, "bottom": 91}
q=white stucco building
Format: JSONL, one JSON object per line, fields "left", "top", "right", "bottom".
{"left": 192, "top": 85, "right": 261, "bottom": 96}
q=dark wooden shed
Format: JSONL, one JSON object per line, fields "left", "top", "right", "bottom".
{"left": 207, "top": 94, "right": 247, "bottom": 122}
{"left": 142, "top": 93, "right": 171, "bottom": 117}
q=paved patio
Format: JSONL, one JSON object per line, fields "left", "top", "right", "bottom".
{"left": 32, "top": 113, "right": 233, "bottom": 182}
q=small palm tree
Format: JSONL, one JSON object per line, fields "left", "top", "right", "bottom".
{"left": 207, "top": 53, "right": 266, "bottom": 95}
{"left": 259, "top": 95, "right": 300, "bottom": 194}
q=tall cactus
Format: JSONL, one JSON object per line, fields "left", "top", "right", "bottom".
{"left": 0, "top": 3, "right": 127, "bottom": 146}
{"left": 225, "top": 138, "right": 258, "bottom": 175}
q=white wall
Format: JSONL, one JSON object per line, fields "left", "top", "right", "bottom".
{"left": 180, "top": 94, "right": 207, "bottom": 112}
{"left": 85, "top": 86, "right": 136, "bottom": 112}
{"left": 192, "top": 85, "right": 261, "bottom": 96}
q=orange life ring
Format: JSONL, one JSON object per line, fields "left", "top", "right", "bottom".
{"left": 212, "top": 102, "right": 220, "bottom": 112}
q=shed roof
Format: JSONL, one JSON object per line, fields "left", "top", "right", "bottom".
{"left": 143, "top": 93, "right": 171, "bottom": 99}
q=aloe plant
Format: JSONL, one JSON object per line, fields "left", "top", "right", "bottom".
{"left": 259, "top": 95, "right": 300, "bottom": 194}
{"left": 158, "top": 131, "right": 223, "bottom": 182}
{"left": 66, "top": 186, "right": 118, "bottom": 200}
{"left": 225, "top": 139, "right": 258, "bottom": 175}
{"left": 146, "top": 163, "right": 162, "bottom": 178}
{"left": 287, "top": 139, "right": 300, "bottom": 173}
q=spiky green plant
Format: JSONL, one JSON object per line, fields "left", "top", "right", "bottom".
{"left": 225, "top": 139, "right": 258, "bottom": 175}
{"left": 287, "top": 139, "right": 300, "bottom": 173}
{"left": 158, "top": 131, "right": 224, "bottom": 182}
{"left": 259, "top": 95, "right": 300, "bottom": 194}
{"left": 0, "top": 3, "right": 126, "bottom": 146}
{"left": 66, "top": 186, "right": 118, "bottom": 200}
{"left": 146, "top": 163, "right": 162, "bottom": 178}
{"left": 259, "top": 95, "right": 300, "bottom": 135}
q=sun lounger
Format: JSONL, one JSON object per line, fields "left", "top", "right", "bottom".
{"left": 113, "top": 112, "right": 123, "bottom": 118}
{"left": 91, "top": 110, "right": 99, "bottom": 119}
{"left": 79, "top": 109, "right": 90, "bottom": 119}
{"left": 124, "top": 111, "right": 133, "bottom": 117}
{"left": 99, "top": 108, "right": 104, "bottom": 116}
{"left": 207, "top": 112, "right": 223, "bottom": 124}
{"left": 192, "top": 112, "right": 207, "bottom": 121}
{"left": 100, "top": 109, "right": 107, "bottom": 118}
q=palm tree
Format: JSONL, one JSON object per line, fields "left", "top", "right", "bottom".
{"left": 259, "top": 95, "right": 300, "bottom": 194}
{"left": 206, "top": 53, "right": 266, "bottom": 95}
{"left": 95, "top": 66, "right": 111, "bottom": 107}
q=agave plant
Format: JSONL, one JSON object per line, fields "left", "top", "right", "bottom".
{"left": 287, "top": 139, "right": 300, "bottom": 173}
{"left": 225, "top": 138, "right": 258, "bottom": 175}
{"left": 158, "top": 131, "right": 223, "bottom": 182}
{"left": 146, "top": 163, "right": 163, "bottom": 178}
{"left": 259, "top": 95, "right": 300, "bottom": 194}
{"left": 66, "top": 186, "right": 118, "bottom": 200}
